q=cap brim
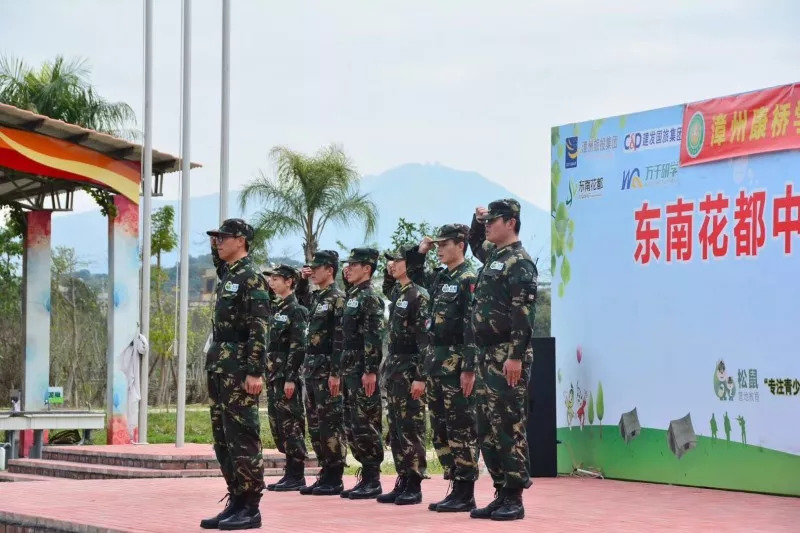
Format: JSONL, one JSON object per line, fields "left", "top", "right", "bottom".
{"left": 206, "top": 230, "right": 234, "bottom": 237}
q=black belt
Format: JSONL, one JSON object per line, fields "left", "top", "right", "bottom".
{"left": 389, "top": 342, "right": 417, "bottom": 353}
{"left": 475, "top": 332, "right": 511, "bottom": 346}
{"left": 214, "top": 330, "right": 249, "bottom": 342}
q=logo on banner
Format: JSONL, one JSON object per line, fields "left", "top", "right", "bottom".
{"left": 565, "top": 136, "right": 578, "bottom": 168}
{"left": 570, "top": 177, "right": 604, "bottom": 200}
{"left": 621, "top": 168, "right": 643, "bottom": 190}
{"left": 623, "top": 125, "right": 682, "bottom": 153}
{"left": 622, "top": 162, "right": 679, "bottom": 190}
{"left": 686, "top": 112, "right": 706, "bottom": 158}
{"left": 713, "top": 359, "right": 761, "bottom": 402}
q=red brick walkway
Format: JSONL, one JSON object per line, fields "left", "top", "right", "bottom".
{"left": 0, "top": 475, "right": 797, "bottom": 532}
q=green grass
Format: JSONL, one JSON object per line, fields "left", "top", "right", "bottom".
{"left": 558, "top": 425, "right": 800, "bottom": 496}
{"left": 90, "top": 408, "right": 447, "bottom": 477}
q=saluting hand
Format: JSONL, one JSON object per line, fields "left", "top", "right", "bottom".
{"left": 328, "top": 376, "right": 341, "bottom": 397}
{"left": 475, "top": 206, "right": 489, "bottom": 219}
{"left": 418, "top": 236, "right": 434, "bottom": 254}
{"left": 410, "top": 380, "right": 426, "bottom": 400}
{"left": 300, "top": 267, "right": 313, "bottom": 279}
{"left": 284, "top": 381, "right": 296, "bottom": 400}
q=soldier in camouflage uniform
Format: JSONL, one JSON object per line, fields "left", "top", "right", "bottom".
{"left": 339, "top": 248, "right": 386, "bottom": 500}
{"left": 201, "top": 219, "right": 270, "bottom": 531}
{"left": 468, "top": 199, "right": 537, "bottom": 522}
{"left": 264, "top": 265, "right": 310, "bottom": 492}
{"left": 376, "top": 245, "right": 430, "bottom": 505}
{"left": 297, "top": 250, "right": 348, "bottom": 496}
{"left": 404, "top": 224, "right": 480, "bottom": 513}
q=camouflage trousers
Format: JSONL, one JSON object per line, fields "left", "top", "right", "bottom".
{"left": 266, "top": 379, "right": 308, "bottom": 466}
{"left": 476, "top": 343, "right": 532, "bottom": 490}
{"left": 386, "top": 376, "right": 427, "bottom": 478}
{"left": 342, "top": 373, "right": 384, "bottom": 468}
{"left": 208, "top": 372, "right": 265, "bottom": 496}
{"left": 304, "top": 377, "right": 347, "bottom": 469}
{"left": 427, "top": 374, "right": 478, "bottom": 481}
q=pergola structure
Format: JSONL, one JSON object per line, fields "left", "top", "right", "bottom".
{"left": 0, "top": 102, "right": 200, "bottom": 445}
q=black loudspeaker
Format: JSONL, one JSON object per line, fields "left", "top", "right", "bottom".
{"left": 527, "top": 337, "right": 556, "bottom": 477}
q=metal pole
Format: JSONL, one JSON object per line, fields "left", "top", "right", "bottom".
{"left": 176, "top": 0, "right": 191, "bottom": 448}
{"left": 138, "top": 0, "right": 154, "bottom": 445}
{"left": 220, "top": 0, "right": 230, "bottom": 223}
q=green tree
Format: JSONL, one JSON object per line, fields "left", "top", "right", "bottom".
{"left": 588, "top": 392, "right": 595, "bottom": 427}
{"left": 0, "top": 219, "right": 23, "bottom": 396}
{"left": 0, "top": 55, "right": 137, "bottom": 139}
{"left": 239, "top": 144, "right": 378, "bottom": 263}
{"left": 596, "top": 381, "right": 604, "bottom": 438}
{"left": 532, "top": 287, "right": 551, "bottom": 337}
{"left": 149, "top": 206, "right": 178, "bottom": 406}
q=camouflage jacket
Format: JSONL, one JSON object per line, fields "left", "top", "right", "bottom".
{"left": 468, "top": 216, "right": 538, "bottom": 362}
{"left": 303, "top": 284, "right": 345, "bottom": 380}
{"left": 207, "top": 246, "right": 271, "bottom": 376}
{"left": 384, "top": 281, "right": 430, "bottom": 382}
{"left": 401, "top": 249, "right": 478, "bottom": 376}
{"left": 266, "top": 293, "right": 308, "bottom": 383}
{"left": 341, "top": 280, "right": 385, "bottom": 376}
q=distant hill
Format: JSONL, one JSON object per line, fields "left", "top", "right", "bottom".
{"left": 51, "top": 163, "right": 550, "bottom": 275}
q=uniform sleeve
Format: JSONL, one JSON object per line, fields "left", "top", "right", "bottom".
{"left": 363, "top": 293, "right": 385, "bottom": 375}
{"left": 211, "top": 242, "right": 226, "bottom": 279}
{"left": 285, "top": 305, "right": 309, "bottom": 382}
{"left": 411, "top": 291, "right": 430, "bottom": 382}
{"left": 245, "top": 276, "right": 271, "bottom": 376}
{"left": 468, "top": 214, "right": 489, "bottom": 265}
{"left": 382, "top": 267, "right": 397, "bottom": 299}
{"left": 330, "top": 293, "right": 345, "bottom": 377}
{"left": 295, "top": 278, "right": 313, "bottom": 308}
{"left": 460, "top": 274, "right": 478, "bottom": 372}
{"left": 508, "top": 259, "right": 538, "bottom": 361}
{"left": 405, "top": 248, "right": 439, "bottom": 290}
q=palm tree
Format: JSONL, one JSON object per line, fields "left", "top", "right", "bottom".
{"left": 0, "top": 55, "right": 138, "bottom": 140}
{"left": 240, "top": 144, "right": 378, "bottom": 263}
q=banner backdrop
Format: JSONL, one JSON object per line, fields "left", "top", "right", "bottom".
{"left": 550, "top": 84, "right": 800, "bottom": 496}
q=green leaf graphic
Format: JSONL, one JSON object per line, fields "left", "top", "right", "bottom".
{"left": 560, "top": 256, "right": 571, "bottom": 284}
{"left": 551, "top": 126, "right": 560, "bottom": 146}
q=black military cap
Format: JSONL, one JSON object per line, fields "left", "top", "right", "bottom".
{"left": 270, "top": 264, "right": 299, "bottom": 281}
{"left": 262, "top": 263, "right": 276, "bottom": 276}
{"left": 431, "top": 223, "right": 470, "bottom": 242}
{"left": 384, "top": 244, "right": 416, "bottom": 262}
{"left": 206, "top": 218, "right": 254, "bottom": 242}
{"left": 343, "top": 247, "right": 379, "bottom": 264}
{"left": 477, "top": 199, "right": 521, "bottom": 222}
{"left": 310, "top": 250, "right": 339, "bottom": 268}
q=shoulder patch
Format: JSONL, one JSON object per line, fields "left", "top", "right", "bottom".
{"left": 490, "top": 261, "right": 504, "bottom": 271}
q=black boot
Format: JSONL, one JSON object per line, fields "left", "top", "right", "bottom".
{"left": 348, "top": 464, "right": 382, "bottom": 499}
{"left": 273, "top": 460, "right": 306, "bottom": 492}
{"left": 313, "top": 464, "right": 345, "bottom": 495}
{"left": 436, "top": 480, "right": 476, "bottom": 512}
{"left": 300, "top": 467, "right": 323, "bottom": 495}
{"left": 470, "top": 487, "right": 506, "bottom": 519}
{"left": 394, "top": 473, "right": 422, "bottom": 505}
{"left": 491, "top": 487, "right": 524, "bottom": 521}
{"left": 218, "top": 493, "right": 262, "bottom": 530}
{"left": 428, "top": 469, "right": 454, "bottom": 511}
{"left": 376, "top": 475, "right": 406, "bottom": 504}
{"left": 200, "top": 493, "right": 242, "bottom": 529}
{"left": 267, "top": 468, "right": 288, "bottom": 491}
{"left": 340, "top": 467, "right": 364, "bottom": 498}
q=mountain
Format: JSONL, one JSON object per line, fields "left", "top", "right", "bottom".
{"left": 51, "top": 163, "right": 550, "bottom": 273}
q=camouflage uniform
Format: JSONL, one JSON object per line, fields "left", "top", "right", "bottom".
{"left": 468, "top": 199, "right": 537, "bottom": 521}
{"left": 301, "top": 251, "right": 348, "bottom": 495}
{"left": 264, "top": 265, "right": 309, "bottom": 491}
{"left": 204, "top": 219, "right": 270, "bottom": 524}
{"left": 340, "top": 248, "right": 386, "bottom": 499}
{"left": 378, "top": 246, "right": 430, "bottom": 503}
{"left": 403, "top": 224, "right": 481, "bottom": 512}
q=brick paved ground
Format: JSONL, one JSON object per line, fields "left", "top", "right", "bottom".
{"left": 0, "top": 475, "right": 797, "bottom": 532}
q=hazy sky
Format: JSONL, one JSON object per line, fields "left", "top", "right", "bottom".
{"left": 2, "top": 0, "right": 799, "bottom": 215}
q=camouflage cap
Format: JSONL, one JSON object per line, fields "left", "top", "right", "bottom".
{"left": 270, "top": 264, "right": 299, "bottom": 281}
{"left": 477, "top": 199, "right": 521, "bottom": 222}
{"left": 384, "top": 244, "right": 416, "bottom": 262}
{"left": 206, "top": 218, "right": 254, "bottom": 242}
{"left": 310, "top": 250, "right": 339, "bottom": 268}
{"left": 431, "top": 223, "right": 470, "bottom": 242}
{"left": 342, "top": 247, "right": 379, "bottom": 264}
{"left": 261, "top": 263, "right": 276, "bottom": 276}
